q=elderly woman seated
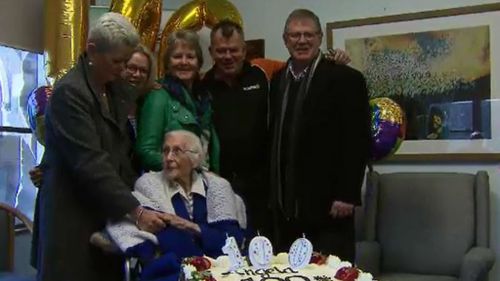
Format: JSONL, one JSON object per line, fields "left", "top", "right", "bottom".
{"left": 106, "top": 130, "right": 246, "bottom": 281}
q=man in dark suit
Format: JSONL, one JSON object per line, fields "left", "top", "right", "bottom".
{"left": 270, "top": 9, "right": 371, "bottom": 262}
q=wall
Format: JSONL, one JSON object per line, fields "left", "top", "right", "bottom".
{"left": 222, "top": 0, "right": 500, "bottom": 279}
{"left": 0, "top": 0, "right": 43, "bottom": 53}
{"left": 225, "top": 0, "right": 500, "bottom": 60}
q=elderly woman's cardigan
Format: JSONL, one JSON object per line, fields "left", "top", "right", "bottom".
{"left": 107, "top": 170, "right": 246, "bottom": 280}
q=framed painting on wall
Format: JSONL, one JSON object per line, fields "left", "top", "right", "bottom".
{"left": 327, "top": 3, "right": 500, "bottom": 162}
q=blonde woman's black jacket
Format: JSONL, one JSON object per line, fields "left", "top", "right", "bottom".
{"left": 36, "top": 54, "right": 140, "bottom": 281}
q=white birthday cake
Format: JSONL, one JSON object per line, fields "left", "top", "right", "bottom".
{"left": 181, "top": 237, "right": 373, "bottom": 281}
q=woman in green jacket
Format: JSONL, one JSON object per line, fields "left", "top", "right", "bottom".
{"left": 136, "top": 30, "right": 219, "bottom": 172}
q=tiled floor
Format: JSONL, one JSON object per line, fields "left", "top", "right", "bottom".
{"left": 1, "top": 232, "right": 37, "bottom": 281}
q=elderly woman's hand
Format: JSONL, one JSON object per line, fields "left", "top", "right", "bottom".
{"left": 132, "top": 207, "right": 167, "bottom": 233}
{"left": 166, "top": 214, "right": 201, "bottom": 235}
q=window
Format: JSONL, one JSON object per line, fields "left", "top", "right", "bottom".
{"left": 0, "top": 45, "right": 45, "bottom": 219}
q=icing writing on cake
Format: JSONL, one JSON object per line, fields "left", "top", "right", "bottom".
{"left": 221, "top": 266, "right": 299, "bottom": 277}
{"left": 240, "top": 275, "right": 312, "bottom": 281}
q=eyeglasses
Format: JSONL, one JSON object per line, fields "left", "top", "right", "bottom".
{"left": 163, "top": 146, "right": 197, "bottom": 157}
{"left": 126, "top": 64, "right": 148, "bottom": 76}
{"left": 286, "top": 31, "right": 320, "bottom": 41}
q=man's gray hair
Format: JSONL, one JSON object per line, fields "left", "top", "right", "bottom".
{"left": 164, "top": 130, "right": 205, "bottom": 168}
{"left": 88, "top": 12, "right": 140, "bottom": 52}
{"left": 283, "top": 9, "right": 323, "bottom": 35}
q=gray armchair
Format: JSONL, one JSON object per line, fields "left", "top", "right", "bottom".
{"left": 356, "top": 171, "right": 495, "bottom": 281}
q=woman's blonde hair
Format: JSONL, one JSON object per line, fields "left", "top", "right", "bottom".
{"left": 132, "top": 44, "right": 158, "bottom": 91}
{"left": 163, "top": 30, "right": 204, "bottom": 75}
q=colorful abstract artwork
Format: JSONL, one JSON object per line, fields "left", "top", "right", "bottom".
{"left": 345, "top": 26, "right": 491, "bottom": 139}
{"left": 346, "top": 25, "right": 491, "bottom": 141}
{"left": 327, "top": 4, "right": 500, "bottom": 160}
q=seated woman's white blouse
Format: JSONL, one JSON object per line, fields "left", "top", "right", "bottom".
{"left": 166, "top": 173, "right": 206, "bottom": 219}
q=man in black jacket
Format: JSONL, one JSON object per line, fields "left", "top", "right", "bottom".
{"left": 270, "top": 9, "right": 371, "bottom": 262}
{"left": 203, "top": 20, "right": 272, "bottom": 238}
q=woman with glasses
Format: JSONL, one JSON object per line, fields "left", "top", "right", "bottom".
{"left": 135, "top": 30, "right": 219, "bottom": 173}
{"left": 122, "top": 44, "right": 159, "bottom": 128}
{"left": 108, "top": 130, "right": 245, "bottom": 281}
{"left": 123, "top": 45, "right": 157, "bottom": 95}
{"left": 120, "top": 44, "right": 160, "bottom": 174}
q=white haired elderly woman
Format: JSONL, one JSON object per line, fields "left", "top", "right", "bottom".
{"left": 36, "top": 13, "right": 169, "bottom": 281}
{"left": 107, "top": 130, "right": 246, "bottom": 281}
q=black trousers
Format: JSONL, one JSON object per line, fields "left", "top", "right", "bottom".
{"left": 229, "top": 170, "right": 273, "bottom": 238}
{"left": 274, "top": 212, "right": 355, "bottom": 263}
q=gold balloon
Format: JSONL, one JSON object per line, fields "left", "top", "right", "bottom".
{"left": 372, "top": 97, "right": 404, "bottom": 124}
{"left": 204, "top": 0, "right": 243, "bottom": 28}
{"left": 110, "top": 0, "right": 163, "bottom": 51}
{"left": 44, "top": 0, "right": 88, "bottom": 82}
{"left": 157, "top": 0, "right": 243, "bottom": 77}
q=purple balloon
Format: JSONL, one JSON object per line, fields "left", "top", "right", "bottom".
{"left": 369, "top": 97, "right": 405, "bottom": 161}
{"left": 372, "top": 120, "right": 401, "bottom": 161}
{"left": 26, "top": 86, "right": 51, "bottom": 145}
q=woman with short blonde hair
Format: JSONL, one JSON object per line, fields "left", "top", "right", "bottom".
{"left": 135, "top": 29, "right": 220, "bottom": 173}
{"left": 36, "top": 12, "right": 168, "bottom": 281}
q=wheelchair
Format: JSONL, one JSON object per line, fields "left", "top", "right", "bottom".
{"left": 90, "top": 192, "right": 248, "bottom": 281}
{"left": 90, "top": 232, "right": 141, "bottom": 281}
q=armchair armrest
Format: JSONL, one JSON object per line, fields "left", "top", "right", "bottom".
{"left": 0, "top": 203, "right": 34, "bottom": 272}
{"left": 459, "top": 247, "right": 495, "bottom": 281}
{"left": 355, "top": 241, "right": 380, "bottom": 277}
{"left": 0, "top": 203, "right": 33, "bottom": 233}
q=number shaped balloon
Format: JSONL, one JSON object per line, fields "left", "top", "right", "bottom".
{"left": 222, "top": 236, "right": 245, "bottom": 271}
{"left": 249, "top": 236, "right": 273, "bottom": 269}
{"left": 288, "top": 237, "right": 313, "bottom": 270}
